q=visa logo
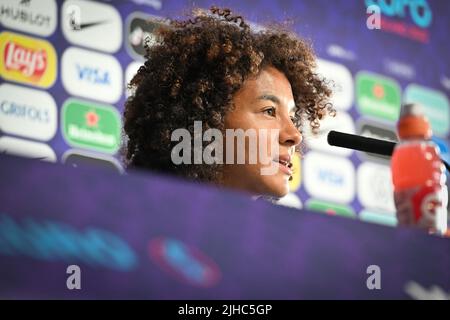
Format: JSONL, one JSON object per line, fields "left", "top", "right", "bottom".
{"left": 76, "top": 64, "right": 111, "bottom": 85}
{"left": 318, "top": 169, "right": 344, "bottom": 186}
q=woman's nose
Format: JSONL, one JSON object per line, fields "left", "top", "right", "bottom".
{"left": 279, "top": 116, "right": 302, "bottom": 147}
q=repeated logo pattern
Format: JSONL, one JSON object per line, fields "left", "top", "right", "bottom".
{"left": 0, "top": 0, "right": 449, "bottom": 226}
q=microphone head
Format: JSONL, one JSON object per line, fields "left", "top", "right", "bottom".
{"left": 327, "top": 130, "right": 450, "bottom": 173}
{"left": 327, "top": 130, "right": 395, "bottom": 157}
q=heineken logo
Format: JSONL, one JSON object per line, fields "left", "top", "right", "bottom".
{"left": 61, "top": 99, "right": 121, "bottom": 154}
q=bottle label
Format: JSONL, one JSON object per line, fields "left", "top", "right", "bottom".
{"left": 394, "top": 185, "right": 448, "bottom": 235}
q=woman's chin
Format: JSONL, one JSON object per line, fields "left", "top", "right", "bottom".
{"left": 271, "top": 189, "right": 289, "bottom": 199}
{"left": 262, "top": 181, "right": 290, "bottom": 199}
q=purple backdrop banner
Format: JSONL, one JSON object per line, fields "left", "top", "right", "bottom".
{"left": 0, "top": 155, "right": 449, "bottom": 299}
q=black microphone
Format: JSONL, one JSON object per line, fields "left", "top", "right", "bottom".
{"left": 327, "top": 130, "right": 395, "bottom": 156}
{"left": 327, "top": 130, "right": 450, "bottom": 172}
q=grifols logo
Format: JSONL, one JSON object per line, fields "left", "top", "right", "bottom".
{"left": 0, "top": 32, "right": 56, "bottom": 88}
{"left": 4, "top": 42, "right": 47, "bottom": 79}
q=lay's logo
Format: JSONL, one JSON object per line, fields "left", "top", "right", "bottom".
{"left": 5, "top": 42, "right": 47, "bottom": 79}
{"left": 0, "top": 32, "right": 57, "bottom": 88}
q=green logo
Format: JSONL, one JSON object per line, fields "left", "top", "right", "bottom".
{"left": 356, "top": 72, "right": 401, "bottom": 121}
{"left": 306, "top": 199, "right": 356, "bottom": 218}
{"left": 62, "top": 99, "right": 121, "bottom": 154}
{"left": 404, "top": 84, "right": 450, "bottom": 137}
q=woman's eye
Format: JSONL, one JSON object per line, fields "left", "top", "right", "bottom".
{"left": 263, "top": 107, "right": 276, "bottom": 117}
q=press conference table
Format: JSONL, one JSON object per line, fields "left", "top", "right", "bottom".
{"left": 0, "top": 154, "right": 449, "bottom": 299}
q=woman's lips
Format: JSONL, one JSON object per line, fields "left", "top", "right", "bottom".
{"left": 273, "top": 155, "right": 293, "bottom": 176}
{"left": 277, "top": 161, "right": 293, "bottom": 176}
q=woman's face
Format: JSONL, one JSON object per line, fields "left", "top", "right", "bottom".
{"left": 223, "top": 66, "right": 302, "bottom": 197}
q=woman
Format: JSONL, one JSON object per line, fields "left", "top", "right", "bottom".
{"left": 123, "top": 6, "right": 333, "bottom": 199}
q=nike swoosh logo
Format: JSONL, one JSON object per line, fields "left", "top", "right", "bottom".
{"left": 71, "top": 20, "right": 109, "bottom": 31}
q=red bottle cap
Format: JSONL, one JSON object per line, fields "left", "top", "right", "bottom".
{"left": 397, "top": 103, "right": 433, "bottom": 140}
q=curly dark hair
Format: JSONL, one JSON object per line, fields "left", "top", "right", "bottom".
{"left": 123, "top": 6, "right": 334, "bottom": 183}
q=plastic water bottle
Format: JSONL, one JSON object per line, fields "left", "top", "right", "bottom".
{"left": 391, "top": 103, "right": 448, "bottom": 235}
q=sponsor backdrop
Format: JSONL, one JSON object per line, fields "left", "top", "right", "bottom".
{"left": 1, "top": 0, "right": 450, "bottom": 225}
